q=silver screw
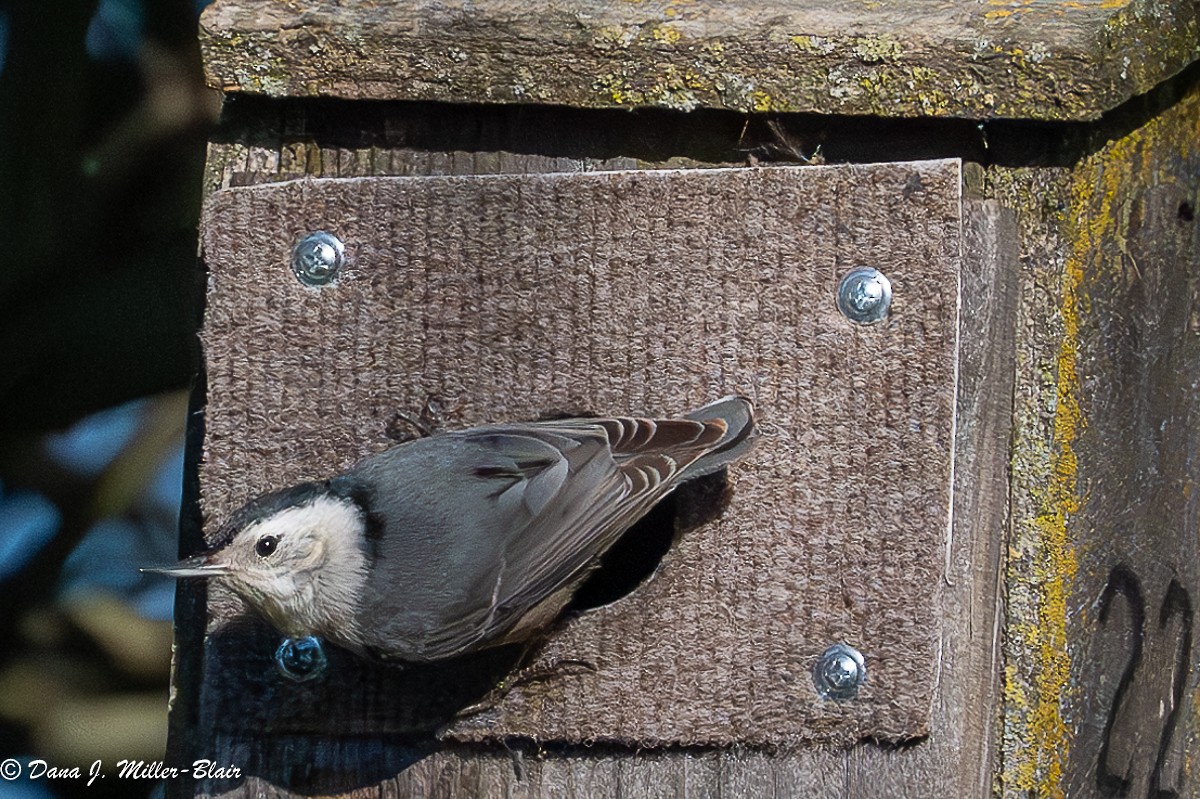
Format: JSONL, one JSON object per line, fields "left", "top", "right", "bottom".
{"left": 275, "top": 635, "right": 328, "bottom": 682}
{"left": 837, "top": 267, "right": 891, "bottom": 323}
{"left": 291, "top": 231, "right": 344, "bottom": 286}
{"left": 813, "top": 643, "right": 866, "bottom": 700}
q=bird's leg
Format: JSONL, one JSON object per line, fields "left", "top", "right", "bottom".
{"left": 451, "top": 639, "right": 595, "bottom": 720}
{"left": 385, "top": 396, "right": 461, "bottom": 442}
{"left": 385, "top": 411, "right": 434, "bottom": 442}
{"left": 510, "top": 658, "right": 598, "bottom": 686}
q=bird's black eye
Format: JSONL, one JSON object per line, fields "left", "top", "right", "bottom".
{"left": 255, "top": 535, "right": 280, "bottom": 558}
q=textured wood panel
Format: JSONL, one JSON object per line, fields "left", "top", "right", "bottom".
{"left": 198, "top": 0, "right": 1200, "bottom": 121}
{"left": 194, "top": 162, "right": 960, "bottom": 773}
{"left": 180, "top": 189, "right": 1016, "bottom": 798}
{"left": 992, "top": 85, "right": 1200, "bottom": 799}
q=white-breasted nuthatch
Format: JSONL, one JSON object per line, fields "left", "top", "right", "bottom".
{"left": 156, "top": 397, "right": 756, "bottom": 663}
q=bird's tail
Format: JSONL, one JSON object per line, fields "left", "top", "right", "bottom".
{"left": 681, "top": 396, "right": 757, "bottom": 480}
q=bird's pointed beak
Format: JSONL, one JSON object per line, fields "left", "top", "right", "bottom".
{"left": 142, "top": 553, "right": 232, "bottom": 579}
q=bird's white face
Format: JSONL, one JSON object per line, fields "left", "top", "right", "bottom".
{"left": 170, "top": 494, "right": 370, "bottom": 642}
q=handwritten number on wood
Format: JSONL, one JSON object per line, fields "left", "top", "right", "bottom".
{"left": 1096, "top": 565, "right": 1193, "bottom": 798}
{"left": 1097, "top": 565, "right": 1145, "bottom": 797}
{"left": 1149, "top": 580, "right": 1192, "bottom": 799}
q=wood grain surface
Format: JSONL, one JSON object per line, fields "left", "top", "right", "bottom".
{"left": 197, "top": 0, "right": 1200, "bottom": 121}
{"left": 992, "top": 87, "right": 1200, "bottom": 799}
{"left": 175, "top": 179, "right": 1019, "bottom": 799}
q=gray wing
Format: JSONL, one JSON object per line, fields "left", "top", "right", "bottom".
{"left": 343, "top": 414, "right": 729, "bottom": 661}
{"left": 493, "top": 416, "right": 728, "bottom": 616}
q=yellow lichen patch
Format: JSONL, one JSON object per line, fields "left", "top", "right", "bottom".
{"left": 987, "top": 0, "right": 1128, "bottom": 18}
{"left": 1025, "top": 216, "right": 1083, "bottom": 795}
{"left": 652, "top": 25, "right": 682, "bottom": 45}
{"left": 983, "top": 0, "right": 1037, "bottom": 21}
{"left": 1063, "top": 0, "right": 1130, "bottom": 8}
{"left": 662, "top": 0, "right": 699, "bottom": 19}
{"left": 592, "top": 73, "right": 642, "bottom": 106}
{"left": 592, "top": 25, "right": 639, "bottom": 51}
{"left": 788, "top": 34, "right": 837, "bottom": 56}
{"left": 647, "top": 64, "right": 703, "bottom": 109}
{"left": 850, "top": 35, "right": 903, "bottom": 64}
{"left": 750, "top": 91, "right": 775, "bottom": 113}
{"left": 593, "top": 63, "right": 717, "bottom": 111}
{"left": 995, "top": 136, "right": 1083, "bottom": 799}
{"left": 853, "top": 64, "right": 959, "bottom": 117}
{"left": 1000, "top": 167, "right": 1088, "bottom": 799}
{"left": 1006, "top": 125, "right": 1125, "bottom": 799}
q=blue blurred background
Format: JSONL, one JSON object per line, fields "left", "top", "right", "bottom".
{"left": 0, "top": 1, "right": 218, "bottom": 797}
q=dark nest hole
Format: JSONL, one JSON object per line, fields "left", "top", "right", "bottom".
{"left": 567, "top": 469, "right": 734, "bottom": 612}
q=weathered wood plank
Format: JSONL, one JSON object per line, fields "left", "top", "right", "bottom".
{"left": 996, "top": 84, "right": 1200, "bottom": 799}
{"left": 174, "top": 152, "right": 1022, "bottom": 796}
{"left": 388, "top": 746, "right": 853, "bottom": 798}
{"left": 846, "top": 198, "right": 1017, "bottom": 796}
{"left": 198, "top": 0, "right": 1200, "bottom": 121}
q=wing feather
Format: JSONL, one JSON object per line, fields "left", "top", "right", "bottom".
{"left": 349, "top": 400, "right": 753, "bottom": 661}
{"left": 469, "top": 417, "right": 726, "bottom": 641}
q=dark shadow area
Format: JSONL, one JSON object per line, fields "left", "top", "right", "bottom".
{"left": 0, "top": 0, "right": 216, "bottom": 436}
{"left": 213, "top": 55, "right": 1200, "bottom": 173}
{"left": 424, "top": 727, "right": 931, "bottom": 770}
{"left": 163, "top": 375, "right": 210, "bottom": 797}
{"left": 189, "top": 614, "right": 525, "bottom": 794}
{"left": 569, "top": 470, "right": 732, "bottom": 612}
{"left": 201, "top": 616, "right": 527, "bottom": 737}
{"left": 203, "top": 735, "right": 439, "bottom": 796}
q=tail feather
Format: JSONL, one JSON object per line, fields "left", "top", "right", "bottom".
{"left": 681, "top": 396, "right": 757, "bottom": 479}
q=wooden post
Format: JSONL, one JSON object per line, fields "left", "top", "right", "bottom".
{"left": 170, "top": 2, "right": 1200, "bottom": 796}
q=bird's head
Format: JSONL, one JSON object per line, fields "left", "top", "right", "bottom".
{"left": 150, "top": 484, "right": 370, "bottom": 641}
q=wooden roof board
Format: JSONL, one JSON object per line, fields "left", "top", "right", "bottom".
{"left": 199, "top": 0, "right": 1200, "bottom": 121}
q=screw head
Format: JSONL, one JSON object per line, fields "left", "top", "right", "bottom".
{"left": 275, "top": 636, "right": 328, "bottom": 682}
{"left": 837, "top": 267, "right": 892, "bottom": 323}
{"left": 291, "top": 231, "right": 344, "bottom": 286}
{"left": 813, "top": 643, "right": 866, "bottom": 700}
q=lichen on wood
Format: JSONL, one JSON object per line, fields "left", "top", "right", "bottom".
{"left": 989, "top": 83, "right": 1200, "bottom": 798}
{"left": 199, "top": 0, "right": 1200, "bottom": 122}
